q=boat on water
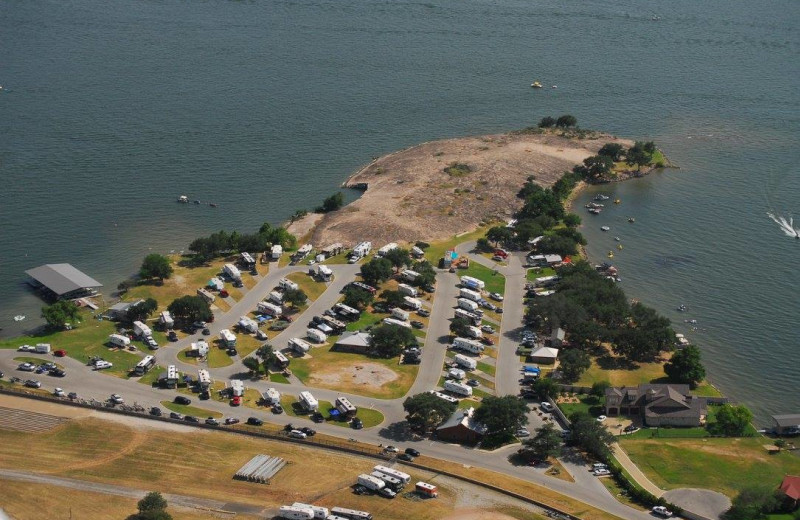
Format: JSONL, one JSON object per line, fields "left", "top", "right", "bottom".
{"left": 614, "top": 236, "right": 621, "bottom": 241}
{"left": 177, "top": 195, "right": 188, "bottom": 203}
{"left": 531, "top": 81, "right": 543, "bottom": 88}
{"left": 617, "top": 244, "right": 623, "bottom": 250}
{"left": 628, "top": 217, "right": 635, "bottom": 223}
{"left": 551, "top": 85, "right": 557, "bottom": 89}
{"left": 585, "top": 202, "right": 604, "bottom": 209}
{"left": 601, "top": 226, "right": 610, "bottom": 231}
{"left": 677, "top": 304, "right": 687, "bottom": 312}
{"left": 589, "top": 208, "right": 601, "bottom": 214}
{"left": 594, "top": 194, "right": 610, "bottom": 201}
{"left": 209, "top": 203, "right": 218, "bottom": 208}
{"left": 14, "top": 315, "right": 25, "bottom": 322}
{"left": 614, "top": 199, "right": 621, "bottom": 204}
{"left": 607, "top": 251, "right": 614, "bottom": 258}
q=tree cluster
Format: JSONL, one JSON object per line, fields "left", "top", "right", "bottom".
{"left": 188, "top": 222, "right": 297, "bottom": 262}
{"left": 360, "top": 257, "right": 393, "bottom": 286}
{"left": 139, "top": 253, "right": 173, "bottom": 281}
{"left": 316, "top": 192, "right": 345, "bottom": 213}
{"left": 473, "top": 395, "right": 529, "bottom": 437}
{"left": 282, "top": 288, "right": 308, "bottom": 308}
{"left": 568, "top": 411, "right": 616, "bottom": 460}
{"left": 712, "top": 404, "right": 753, "bottom": 437}
{"left": 370, "top": 323, "right": 417, "bottom": 358}
{"left": 343, "top": 286, "right": 374, "bottom": 310}
{"left": 135, "top": 491, "right": 172, "bottom": 520}
{"left": 379, "top": 289, "right": 406, "bottom": 309}
{"left": 519, "top": 423, "right": 562, "bottom": 462}
{"left": 41, "top": 300, "right": 81, "bottom": 330}
{"left": 409, "top": 260, "right": 436, "bottom": 287}
{"left": 664, "top": 345, "right": 706, "bottom": 388}
{"left": 403, "top": 392, "right": 458, "bottom": 432}
{"left": 167, "top": 295, "right": 213, "bottom": 324}
{"left": 537, "top": 115, "right": 578, "bottom": 129}
{"left": 127, "top": 298, "right": 158, "bottom": 323}
{"left": 723, "top": 485, "right": 792, "bottom": 520}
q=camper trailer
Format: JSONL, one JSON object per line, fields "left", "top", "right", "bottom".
{"left": 230, "top": 379, "right": 245, "bottom": 397}
{"left": 238, "top": 316, "right": 259, "bottom": 334}
{"left": 159, "top": 311, "right": 174, "bottom": 329}
{"left": 373, "top": 465, "right": 411, "bottom": 485}
{"left": 357, "top": 474, "right": 385, "bottom": 492}
{"left": 278, "top": 505, "right": 314, "bottom": 520}
{"left": 306, "top": 328, "right": 327, "bottom": 343}
{"left": 349, "top": 241, "right": 372, "bottom": 262}
{"left": 402, "top": 296, "right": 422, "bottom": 310}
{"left": 465, "top": 326, "right": 483, "bottom": 339}
{"left": 321, "top": 315, "right": 347, "bottom": 333}
{"left": 411, "top": 246, "right": 425, "bottom": 258}
{"left": 190, "top": 340, "right": 209, "bottom": 358}
{"left": 290, "top": 503, "right": 329, "bottom": 520}
{"left": 223, "top": 263, "right": 242, "bottom": 282}
{"left": 240, "top": 252, "right": 256, "bottom": 267}
{"left": 400, "top": 269, "right": 420, "bottom": 282}
{"left": 376, "top": 242, "right": 398, "bottom": 257}
{"left": 457, "top": 298, "right": 479, "bottom": 313}
{"left": 133, "top": 320, "right": 152, "bottom": 338}
{"left": 453, "top": 337, "right": 484, "bottom": 354}
{"left": 459, "top": 275, "right": 485, "bottom": 291}
{"left": 454, "top": 308, "right": 482, "bottom": 326}
{"left": 334, "top": 303, "right": 360, "bottom": 320}
{"left": 453, "top": 353, "right": 478, "bottom": 371}
{"left": 391, "top": 308, "right": 410, "bottom": 321}
{"left": 298, "top": 391, "right": 318, "bottom": 411}
{"left": 197, "top": 369, "right": 212, "bottom": 389}
{"left": 197, "top": 288, "right": 216, "bottom": 303}
{"left": 289, "top": 337, "right": 312, "bottom": 354}
{"left": 382, "top": 318, "right": 411, "bottom": 329}
{"left": 448, "top": 367, "right": 466, "bottom": 380}
{"left": 257, "top": 301, "right": 283, "bottom": 317}
{"left": 273, "top": 350, "right": 290, "bottom": 368}
{"left": 397, "top": 283, "right": 418, "bottom": 297}
{"left": 278, "top": 278, "right": 299, "bottom": 291}
{"left": 415, "top": 482, "right": 438, "bottom": 498}
{"left": 316, "top": 264, "right": 333, "bottom": 281}
{"left": 162, "top": 365, "right": 179, "bottom": 388}
{"left": 262, "top": 387, "right": 281, "bottom": 405}
{"left": 219, "top": 329, "right": 237, "bottom": 348}
{"left": 444, "top": 379, "right": 473, "bottom": 397}
{"left": 269, "top": 291, "right": 284, "bottom": 304}
{"left": 271, "top": 244, "right": 283, "bottom": 260}
{"left": 335, "top": 396, "right": 357, "bottom": 418}
{"left": 108, "top": 334, "right": 130, "bottom": 348}
{"left": 459, "top": 288, "right": 482, "bottom": 302}
{"left": 430, "top": 390, "right": 460, "bottom": 404}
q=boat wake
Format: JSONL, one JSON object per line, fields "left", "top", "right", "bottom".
{"left": 767, "top": 212, "right": 800, "bottom": 238}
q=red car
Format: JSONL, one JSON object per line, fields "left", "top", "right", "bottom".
{"left": 54, "top": 349, "right": 67, "bottom": 357}
{"left": 481, "top": 337, "right": 495, "bottom": 346}
{"left": 231, "top": 396, "right": 242, "bottom": 406}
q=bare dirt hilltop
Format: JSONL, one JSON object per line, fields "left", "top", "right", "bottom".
{"left": 292, "top": 131, "right": 632, "bottom": 246}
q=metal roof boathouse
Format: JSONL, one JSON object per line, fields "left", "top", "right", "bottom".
{"left": 25, "top": 263, "right": 103, "bottom": 300}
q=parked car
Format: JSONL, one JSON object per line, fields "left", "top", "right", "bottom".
{"left": 227, "top": 347, "right": 238, "bottom": 356}
{"left": 378, "top": 487, "right": 397, "bottom": 499}
{"left": 311, "top": 412, "right": 325, "bottom": 423}
{"left": 651, "top": 506, "right": 673, "bottom": 518}
{"left": 167, "top": 331, "right": 178, "bottom": 342}
{"left": 49, "top": 368, "right": 66, "bottom": 377}
{"left": 202, "top": 328, "right": 211, "bottom": 336}
{"left": 205, "top": 417, "right": 220, "bottom": 426}
{"left": 54, "top": 349, "right": 67, "bottom": 357}
{"left": 593, "top": 468, "right": 611, "bottom": 476}
{"left": 169, "top": 412, "right": 183, "bottom": 420}
{"left": 53, "top": 387, "right": 65, "bottom": 397}
{"left": 516, "top": 429, "right": 531, "bottom": 437}
{"left": 272, "top": 404, "right": 284, "bottom": 414}
{"left": 592, "top": 463, "right": 608, "bottom": 470}
{"left": 289, "top": 430, "right": 307, "bottom": 439}
{"left": 17, "top": 362, "right": 35, "bottom": 372}
{"left": 145, "top": 336, "right": 159, "bottom": 349}
{"left": 467, "top": 379, "right": 480, "bottom": 387}
{"left": 174, "top": 396, "right": 192, "bottom": 405}
{"left": 623, "top": 425, "right": 639, "bottom": 433}
{"left": 540, "top": 402, "right": 554, "bottom": 412}
{"left": 481, "top": 337, "right": 494, "bottom": 346}
{"left": 496, "top": 307, "right": 503, "bottom": 314}
{"left": 109, "top": 394, "right": 124, "bottom": 404}
{"left": 231, "top": 396, "right": 242, "bottom": 406}
{"left": 416, "top": 309, "right": 430, "bottom": 317}
{"left": 150, "top": 407, "right": 162, "bottom": 416}
{"left": 224, "top": 417, "right": 240, "bottom": 425}
{"left": 397, "top": 453, "right": 414, "bottom": 462}
{"left": 383, "top": 445, "right": 399, "bottom": 453}
{"left": 246, "top": 417, "right": 263, "bottom": 426}
{"left": 424, "top": 284, "right": 436, "bottom": 293}
{"left": 351, "top": 418, "right": 363, "bottom": 429}
{"left": 184, "top": 415, "right": 200, "bottom": 423}
{"left": 404, "top": 448, "right": 420, "bottom": 457}
{"left": 481, "top": 325, "right": 495, "bottom": 334}
{"left": 596, "top": 415, "right": 607, "bottom": 423}
{"left": 490, "top": 292, "right": 504, "bottom": 301}
{"left": 410, "top": 321, "right": 424, "bottom": 329}
{"left": 301, "top": 427, "right": 316, "bottom": 436}
{"left": 67, "top": 392, "right": 78, "bottom": 400}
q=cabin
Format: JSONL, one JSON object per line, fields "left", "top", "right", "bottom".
{"left": 528, "top": 345, "right": 559, "bottom": 364}
{"left": 334, "top": 331, "right": 372, "bottom": 353}
{"left": 605, "top": 384, "right": 708, "bottom": 427}
{"left": 436, "top": 407, "right": 486, "bottom": 444}
{"left": 107, "top": 299, "right": 144, "bottom": 320}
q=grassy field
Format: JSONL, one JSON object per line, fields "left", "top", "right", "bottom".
{"left": 576, "top": 347, "right": 668, "bottom": 388}
{"left": 161, "top": 400, "right": 223, "bottom": 419}
{"left": 0, "top": 417, "right": 462, "bottom": 520}
{"left": 692, "top": 381, "right": 724, "bottom": 397}
{"left": 289, "top": 344, "right": 419, "bottom": 399}
{"left": 526, "top": 266, "right": 556, "bottom": 281}
{"left": 557, "top": 395, "right": 604, "bottom": 418}
{"left": 206, "top": 341, "right": 234, "bottom": 368}
{"left": 423, "top": 227, "right": 489, "bottom": 266}
{"left": 269, "top": 372, "right": 290, "bottom": 384}
{"left": 286, "top": 271, "right": 328, "bottom": 302}
{"left": 458, "top": 262, "right": 505, "bottom": 295}
{"left": 619, "top": 434, "right": 800, "bottom": 496}
{"left": 124, "top": 256, "right": 230, "bottom": 308}
{"left": 477, "top": 361, "right": 496, "bottom": 377}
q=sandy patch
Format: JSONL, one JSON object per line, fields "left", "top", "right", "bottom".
{"left": 441, "top": 510, "right": 519, "bottom": 520}
{"left": 307, "top": 131, "right": 631, "bottom": 246}
{"left": 311, "top": 363, "right": 398, "bottom": 388}
{"left": 0, "top": 395, "right": 92, "bottom": 419}
{"left": 88, "top": 411, "right": 206, "bottom": 433}
{"left": 285, "top": 212, "right": 325, "bottom": 243}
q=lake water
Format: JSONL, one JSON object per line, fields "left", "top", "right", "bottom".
{"left": 1, "top": 0, "right": 797, "bottom": 422}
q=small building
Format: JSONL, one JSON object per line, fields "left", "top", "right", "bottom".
{"left": 605, "top": 384, "right": 708, "bottom": 428}
{"left": 108, "top": 299, "right": 144, "bottom": 320}
{"left": 550, "top": 328, "right": 566, "bottom": 348}
{"left": 528, "top": 346, "right": 559, "bottom": 364}
{"left": 779, "top": 475, "right": 800, "bottom": 509}
{"left": 334, "top": 331, "right": 372, "bottom": 353}
{"left": 25, "top": 263, "right": 103, "bottom": 300}
{"left": 436, "top": 407, "right": 487, "bottom": 444}
{"left": 772, "top": 414, "right": 800, "bottom": 436}
{"left": 442, "top": 250, "right": 458, "bottom": 269}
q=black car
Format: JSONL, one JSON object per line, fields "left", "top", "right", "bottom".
{"left": 169, "top": 412, "right": 183, "bottom": 420}
{"left": 404, "top": 448, "right": 420, "bottom": 457}
{"left": 423, "top": 284, "right": 435, "bottom": 293}
{"left": 403, "top": 356, "right": 421, "bottom": 365}
{"left": 227, "top": 348, "right": 238, "bottom": 356}
{"left": 272, "top": 404, "right": 284, "bottom": 414}
{"left": 410, "top": 321, "right": 424, "bottom": 329}
{"left": 49, "top": 368, "right": 66, "bottom": 377}
{"left": 202, "top": 328, "right": 211, "bottom": 336}
{"left": 301, "top": 427, "right": 316, "bottom": 436}
{"left": 150, "top": 407, "right": 163, "bottom": 416}
{"left": 416, "top": 309, "right": 430, "bottom": 317}
{"left": 67, "top": 392, "right": 78, "bottom": 400}
{"left": 397, "top": 453, "right": 414, "bottom": 462}
{"left": 174, "top": 396, "right": 192, "bottom": 405}
{"left": 247, "top": 417, "right": 263, "bottom": 426}
{"left": 351, "top": 418, "right": 363, "bottom": 429}
{"left": 0, "top": 371, "right": 4, "bottom": 379}
{"left": 284, "top": 423, "right": 295, "bottom": 432}
{"left": 168, "top": 331, "right": 178, "bottom": 342}
{"left": 311, "top": 412, "right": 325, "bottom": 423}
{"left": 184, "top": 415, "right": 199, "bottom": 423}
{"left": 199, "top": 391, "right": 210, "bottom": 400}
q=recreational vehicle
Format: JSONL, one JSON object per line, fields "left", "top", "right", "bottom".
{"left": 459, "top": 288, "right": 482, "bottom": 302}
{"left": 197, "top": 369, "right": 212, "bottom": 389}
{"left": 240, "top": 252, "right": 256, "bottom": 267}
{"left": 465, "top": 326, "right": 483, "bottom": 339}
{"left": 330, "top": 507, "right": 373, "bottom": 520}
{"left": 453, "top": 337, "right": 484, "bottom": 354}
{"left": 444, "top": 379, "right": 473, "bottom": 397}
{"left": 262, "top": 387, "right": 281, "bottom": 405}
{"left": 453, "top": 353, "right": 478, "bottom": 371}
{"left": 306, "top": 328, "right": 327, "bottom": 343}
{"left": 459, "top": 275, "right": 485, "bottom": 291}
{"left": 133, "top": 320, "right": 152, "bottom": 338}
{"left": 382, "top": 317, "right": 412, "bottom": 329}
{"left": 229, "top": 379, "right": 244, "bottom": 397}
{"left": 134, "top": 355, "right": 156, "bottom": 376}
{"left": 257, "top": 301, "right": 283, "bottom": 316}
{"left": 159, "top": 311, "right": 174, "bottom": 329}
{"left": 219, "top": 329, "right": 237, "bottom": 347}
{"left": 391, "top": 308, "right": 410, "bottom": 321}
{"left": 271, "top": 244, "right": 283, "bottom": 260}
{"left": 298, "top": 391, "right": 318, "bottom": 411}
{"left": 290, "top": 503, "right": 328, "bottom": 520}
{"left": 190, "top": 340, "right": 209, "bottom": 358}
{"left": 376, "top": 242, "right": 398, "bottom": 257}
{"left": 457, "top": 298, "right": 479, "bottom": 312}
{"left": 400, "top": 269, "right": 420, "bottom": 282}
{"left": 454, "top": 308, "right": 482, "bottom": 326}
{"left": 335, "top": 396, "right": 357, "bottom": 417}
{"left": 269, "top": 291, "right": 284, "bottom": 304}
{"left": 274, "top": 350, "right": 290, "bottom": 368}
{"left": 278, "top": 505, "right": 314, "bottom": 520}
{"left": 289, "top": 337, "right": 312, "bottom": 354}
{"left": 223, "top": 263, "right": 242, "bottom": 282}
{"left": 108, "top": 334, "right": 130, "bottom": 348}
{"left": 430, "top": 391, "right": 460, "bottom": 404}
{"left": 402, "top": 296, "right": 422, "bottom": 310}
{"left": 238, "top": 316, "right": 259, "bottom": 334}
{"left": 316, "top": 264, "right": 333, "bottom": 281}
{"left": 278, "top": 278, "right": 299, "bottom": 291}
{"left": 197, "top": 287, "right": 216, "bottom": 303}
{"left": 397, "top": 283, "right": 418, "bottom": 297}
{"left": 373, "top": 465, "right": 411, "bottom": 484}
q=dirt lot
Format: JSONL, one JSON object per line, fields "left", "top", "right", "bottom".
{"left": 292, "top": 131, "right": 630, "bottom": 246}
{"left": 312, "top": 362, "right": 399, "bottom": 388}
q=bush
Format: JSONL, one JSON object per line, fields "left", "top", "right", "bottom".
{"left": 538, "top": 116, "right": 556, "bottom": 128}
{"left": 444, "top": 163, "right": 472, "bottom": 177}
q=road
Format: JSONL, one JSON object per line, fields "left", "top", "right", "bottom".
{"left": 0, "top": 255, "right": 659, "bottom": 520}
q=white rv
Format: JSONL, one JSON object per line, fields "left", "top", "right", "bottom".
{"left": 400, "top": 269, "right": 420, "bottom": 282}
{"left": 444, "top": 379, "right": 473, "bottom": 397}
{"left": 219, "top": 329, "right": 237, "bottom": 347}
{"left": 229, "top": 379, "right": 244, "bottom": 397}
{"left": 257, "top": 301, "right": 283, "bottom": 316}
{"left": 159, "top": 311, "right": 174, "bottom": 329}
{"left": 298, "top": 391, "right": 318, "bottom": 411}
{"left": 373, "top": 465, "right": 411, "bottom": 484}
{"left": 291, "top": 503, "right": 329, "bottom": 520}
{"left": 454, "top": 308, "right": 482, "bottom": 325}
{"left": 271, "top": 244, "right": 283, "bottom": 259}
{"left": 430, "top": 390, "right": 460, "bottom": 404}
{"left": 240, "top": 251, "right": 256, "bottom": 266}
{"left": 262, "top": 387, "right": 281, "bottom": 405}
{"left": 397, "top": 283, "right": 418, "bottom": 297}
{"left": 278, "top": 278, "right": 299, "bottom": 291}
{"left": 108, "top": 334, "right": 130, "bottom": 348}
{"left": 274, "top": 350, "right": 290, "bottom": 367}
{"left": 197, "top": 287, "right": 216, "bottom": 303}
{"left": 403, "top": 296, "right": 422, "bottom": 310}
{"left": 35, "top": 343, "right": 51, "bottom": 353}
{"left": 459, "top": 288, "right": 482, "bottom": 302}
{"left": 278, "top": 505, "right": 314, "bottom": 520}
{"left": 466, "top": 325, "right": 483, "bottom": 339}
{"left": 453, "top": 337, "right": 484, "bottom": 354}
{"left": 376, "top": 242, "right": 398, "bottom": 257}
{"left": 197, "top": 369, "right": 212, "bottom": 389}
{"left": 460, "top": 275, "right": 485, "bottom": 291}
{"left": 448, "top": 367, "right": 466, "bottom": 380}
{"left": 269, "top": 291, "right": 284, "bottom": 304}
{"left": 289, "top": 337, "right": 312, "bottom": 354}
{"left": 306, "top": 328, "right": 327, "bottom": 343}
{"left": 238, "top": 316, "right": 259, "bottom": 334}
{"left": 457, "top": 298, "right": 479, "bottom": 312}
{"left": 382, "top": 317, "right": 412, "bottom": 329}
{"left": 223, "top": 263, "right": 242, "bottom": 282}
{"left": 316, "top": 264, "right": 333, "bottom": 281}
{"left": 335, "top": 396, "right": 357, "bottom": 417}
{"left": 357, "top": 474, "right": 385, "bottom": 492}
{"left": 133, "top": 320, "right": 152, "bottom": 338}
{"left": 391, "top": 307, "right": 410, "bottom": 321}
{"left": 453, "top": 353, "right": 478, "bottom": 371}
{"left": 190, "top": 340, "right": 209, "bottom": 357}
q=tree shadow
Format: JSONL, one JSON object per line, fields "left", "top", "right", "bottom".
{"left": 596, "top": 354, "right": 638, "bottom": 371}
{"left": 378, "top": 421, "right": 418, "bottom": 442}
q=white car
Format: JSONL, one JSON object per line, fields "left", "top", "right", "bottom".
{"left": 17, "top": 344, "right": 35, "bottom": 352}
{"left": 94, "top": 360, "right": 113, "bottom": 370}
{"left": 651, "top": 506, "right": 673, "bottom": 518}
{"left": 592, "top": 463, "right": 608, "bottom": 470}
{"left": 516, "top": 429, "right": 531, "bottom": 437}
{"left": 540, "top": 402, "right": 554, "bottom": 412}
{"left": 109, "top": 394, "right": 124, "bottom": 404}
{"left": 593, "top": 468, "right": 611, "bottom": 476}
{"left": 481, "top": 325, "right": 495, "bottom": 334}
{"left": 288, "top": 430, "right": 307, "bottom": 439}
{"left": 53, "top": 388, "right": 65, "bottom": 397}
{"left": 489, "top": 292, "right": 504, "bottom": 301}
{"left": 18, "top": 362, "right": 35, "bottom": 372}
{"left": 596, "top": 415, "right": 607, "bottom": 422}
{"left": 383, "top": 445, "right": 399, "bottom": 453}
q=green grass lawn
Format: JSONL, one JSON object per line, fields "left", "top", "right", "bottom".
{"left": 477, "top": 361, "right": 496, "bottom": 377}
{"left": 345, "top": 311, "right": 384, "bottom": 332}
{"left": 206, "top": 343, "right": 234, "bottom": 369}
{"left": 136, "top": 366, "right": 165, "bottom": 387}
{"left": 526, "top": 267, "right": 556, "bottom": 281}
{"left": 459, "top": 262, "right": 505, "bottom": 295}
{"left": 286, "top": 271, "right": 328, "bottom": 302}
{"left": 424, "top": 227, "right": 489, "bottom": 266}
{"left": 691, "top": 381, "right": 724, "bottom": 397}
{"left": 327, "top": 407, "right": 385, "bottom": 429}
{"left": 619, "top": 434, "right": 800, "bottom": 496}
{"left": 269, "top": 372, "right": 289, "bottom": 384}
{"left": 0, "top": 315, "right": 141, "bottom": 378}
{"left": 178, "top": 347, "right": 199, "bottom": 365}
{"left": 160, "top": 400, "right": 223, "bottom": 419}
{"left": 557, "top": 395, "right": 604, "bottom": 418}
{"left": 576, "top": 348, "right": 667, "bottom": 388}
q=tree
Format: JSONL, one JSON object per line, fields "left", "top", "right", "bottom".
{"left": 664, "top": 345, "right": 706, "bottom": 388}
{"left": 379, "top": 289, "right": 405, "bottom": 309}
{"left": 360, "top": 258, "right": 393, "bottom": 286}
{"left": 384, "top": 248, "right": 411, "bottom": 271}
{"left": 449, "top": 317, "right": 471, "bottom": 338}
{"left": 563, "top": 213, "right": 581, "bottom": 228}
{"left": 41, "top": 300, "right": 81, "bottom": 330}
{"left": 167, "top": 295, "right": 212, "bottom": 324}
{"left": 569, "top": 412, "right": 616, "bottom": 460}
{"left": 486, "top": 226, "right": 513, "bottom": 246}
{"left": 138, "top": 512, "right": 172, "bottom": 520}
{"left": 590, "top": 381, "right": 611, "bottom": 398}
{"left": 138, "top": 492, "right": 168, "bottom": 514}
{"left": 410, "top": 260, "right": 436, "bottom": 287}
{"left": 723, "top": 485, "right": 783, "bottom": 520}
{"left": 403, "top": 392, "right": 457, "bottom": 432}
{"left": 714, "top": 404, "right": 753, "bottom": 437}
{"left": 243, "top": 356, "right": 260, "bottom": 375}
{"left": 558, "top": 349, "right": 591, "bottom": 383}
{"left": 317, "top": 192, "right": 344, "bottom": 213}
{"left": 538, "top": 116, "right": 556, "bottom": 128}
{"left": 370, "top": 324, "right": 417, "bottom": 358}
{"left": 343, "top": 286, "right": 374, "bottom": 310}
{"left": 139, "top": 253, "right": 173, "bottom": 281}
{"left": 626, "top": 141, "right": 652, "bottom": 171}
{"left": 582, "top": 155, "right": 614, "bottom": 179}
{"left": 283, "top": 288, "right": 308, "bottom": 308}
{"left": 473, "top": 396, "right": 529, "bottom": 436}
{"left": 476, "top": 238, "right": 493, "bottom": 252}
{"left": 537, "top": 235, "right": 579, "bottom": 257}
{"left": 520, "top": 423, "right": 562, "bottom": 461}
{"left": 555, "top": 115, "right": 577, "bottom": 128}
{"left": 597, "top": 143, "right": 625, "bottom": 161}
{"left": 531, "top": 378, "right": 559, "bottom": 400}
{"left": 256, "top": 344, "right": 277, "bottom": 366}
{"left": 127, "top": 298, "right": 158, "bottom": 323}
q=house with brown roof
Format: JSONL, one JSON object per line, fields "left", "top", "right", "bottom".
{"left": 605, "top": 384, "right": 708, "bottom": 427}
{"left": 779, "top": 475, "right": 800, "bottom": 509}
{"left": 435, "top": 407, "right": 487, "bottom": 444}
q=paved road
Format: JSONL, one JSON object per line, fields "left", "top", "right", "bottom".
{"left": 0, "top": 468, "right": 268, "bottom": 516}
{"left": 0, "top": 255, "right": 661, "bottom": 520}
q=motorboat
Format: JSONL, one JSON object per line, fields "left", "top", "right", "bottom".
{"left": 594, "top": 194, "right": 610, "bottom": 201}
{"left": 531, "top": 81, "right": 543, "bottom": 88}
{"left": 614, "top": 236, "right": 621, "bottom": 241}
{"left": 628, "top": 217, "right": 635, "bottom": 223}
{"left": 193, "top": 200, "right": 201, "bottom": 204}
{"left": 614, "top": 199, "right": 621, "bottom": 204}
{"left": 551, "top": 85, "right": 557, "bottom": 89}
{"left": 601, "top": 226, "right": 610, "bottom": 232}
{"left": 14, "top": 315, "right": 25, "bottom": 322}
{"left": 589, "top": 208, "right": 601, "bottom": 214}
{"left": 177, "top": 195, "right": 188, "bottom": 203}
{"left": 209, "top": 203, "right": 218, "bottom": 208}
{"left": 617, "top": 244, "right": 623, "bottom": 250}
{"left": 677, "top": 304, "right": 687, "bottom": 312}
{"left": 607, "top": 251, "right": 614, "bottom": 258}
